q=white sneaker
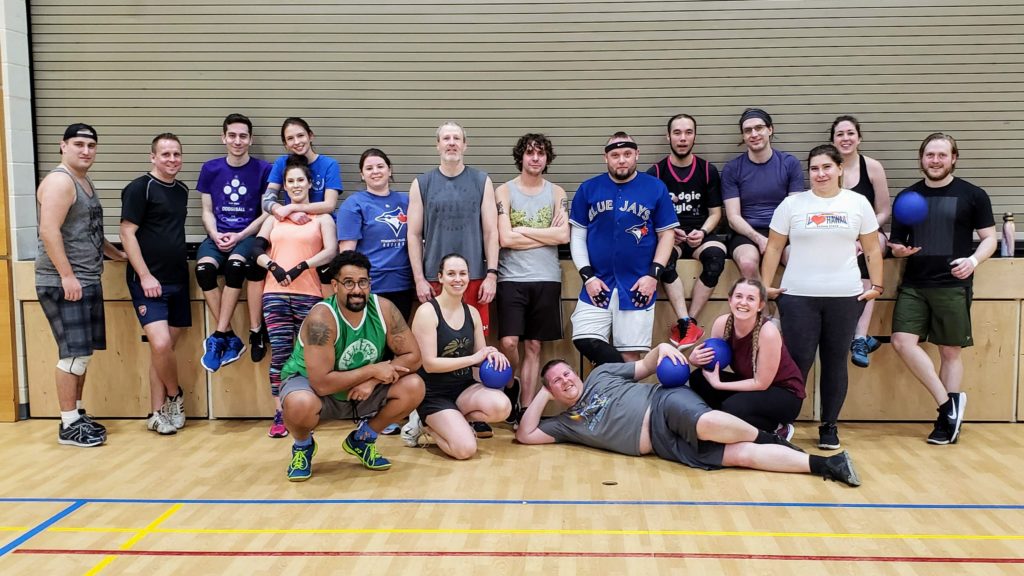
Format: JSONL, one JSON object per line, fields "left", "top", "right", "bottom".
{"left": 400, "top": 411, "right": 432, "bottom": 447}
{"left": 146, "top": 412, "right": 177, "bottom": 435}
{"left": 163, "top": 392, "right": 186, "bottom": 429}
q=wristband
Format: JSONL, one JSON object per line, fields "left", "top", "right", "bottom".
{"left": 486, "top": 268, "right": 499, "bottom": 277}
{"left": 647, "top": 262, "right": 665, "bottom": 279}
{"left": 579, "top": 265, "right": 595, "bottom": 283}
{"left": 969, "top": 256, "right": 979, "bottom": 268}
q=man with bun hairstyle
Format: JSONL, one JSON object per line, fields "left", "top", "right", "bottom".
{"left": 36, "top": 123, "right": 126, "bottom": 446}
{"left": 721, "top": 108, "right": 805, "bottom": 279}
{"left": 569, "top": 132, "right": 678, "bottom": 365}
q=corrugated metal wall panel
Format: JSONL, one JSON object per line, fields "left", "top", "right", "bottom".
{"left": 29, "top": 0, "right": 1024, "bottom": 240}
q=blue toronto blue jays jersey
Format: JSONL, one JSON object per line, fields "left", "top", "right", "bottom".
{"left": 569, "top": 172, "right": 678, "bottom": 310}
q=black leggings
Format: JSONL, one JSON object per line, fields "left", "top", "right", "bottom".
{"left": 688, "top": 369, "right": 803, "bottom": 431}
{"left": 776, "top": 294, "right": 864, "bottom": 423}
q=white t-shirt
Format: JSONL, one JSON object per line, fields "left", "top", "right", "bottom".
{"left": 769, "top": 189, "right": 879, "bottom": 297}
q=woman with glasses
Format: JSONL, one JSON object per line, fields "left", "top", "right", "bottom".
{"left": 761, "top": 144, "right": 883, "bottom": 451}
{"left": 254, "top": 155, "right": 338, "bottom": 438}
{"left": 337, "top": 148, "right": 414, "bottom": 319}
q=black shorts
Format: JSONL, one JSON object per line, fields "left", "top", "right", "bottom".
{"left": 496, "top": 281, "right": 563, "bottom": 341}
{"left": 726, "top": 227, "right": 770, "bottom": 256}
{"left": 37, "top": 283, "right": 106, "bottom": 358}
{"left": 127, "top": 280, "right": 192, "bottom": 328}
{"left": 648, "top": 386, "right": 725, "bottom": 470}
{"left": 675, "top": 233, "right": 727, "bottom": 260}
{"left": 418, "top": 380, "right": 473, "bottom": 420}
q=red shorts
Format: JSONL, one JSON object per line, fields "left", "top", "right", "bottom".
{"left": 429, "top": 278, "right": 491, "bottom": 335}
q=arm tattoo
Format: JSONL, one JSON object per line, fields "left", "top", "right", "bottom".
{"left": 496, "top": 201, "right": 505, "bottom": 216}
{"left": 389, "top": 331, "right": 414, "bottom": 355}
{"left": 560, "top": 198, "right": 569, "bottom": 212}
{"left": 388, "top": 302, "right": 410, "bottom": 335}
{"left": 307, "top": 320, "right": 332, "bottom": 346}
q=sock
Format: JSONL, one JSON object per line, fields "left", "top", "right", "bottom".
{"left": 294, "top": 436, "right": 313, "bottom": 448}
{"left": 939, "top": 398, "right": 953, "bottom": 412}
{"left": 213, "top": 331, "right": 227, "bottom": 339}
{"left": 61, "top": 410, "right": 81, "bottom": 429}
{"left": 808, "top": 455, "right": 827, "bottom": 476}
{"left": 224, "top": 329, "right": 236, "bottom": 339}
{"left": 355, "top": 420, "right": 378, "bottom": 442}
{"left": 76, "top": 400, "right": 84, "bottom": 411}
{"left": 753, "top": 430, "right": 776, "bottom": 445}
{"left": 854, "top": 334, "right": 866, "bottom": 340}
{"left": 250, "top": 326, "right": 261, "bottom": 334}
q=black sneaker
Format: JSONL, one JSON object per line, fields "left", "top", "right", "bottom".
{"left": 927, "top": 405, "right": 953, "bottom": 445}
{"left": 770, "top": 430, "right": 804, "bottom": 453}
{"left": 58, "top": 419, "right": 105, "bottom": 447}
{"left": 471, "top": 421, "right": 493, "bottom": 439}
{"left": 77, "top": 409, "right": 106, "bottom": 435}
{"left": 946, "top": 392, "right": 966, "bottom": 443}
{"left": 504, "top": 378, "right": 521, "bottom": 425}
{"left": 822, "top": 451, "right": 861, "bottom": 487}
{"left": 818, "top": 422, "right": 841, "bottom": 450}
{"left": 250, "top": 324, "right": 269, "bottom": 362}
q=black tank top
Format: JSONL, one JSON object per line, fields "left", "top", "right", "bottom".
{"left": 848, "top": 154, "right": 875, "bottom": 206}
{"left": 418, "top": 298, "right": 476, "bottom": 387}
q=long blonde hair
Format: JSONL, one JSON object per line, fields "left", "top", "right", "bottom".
{"left": 722, "top": 278, "right": 767, "bottom": 376}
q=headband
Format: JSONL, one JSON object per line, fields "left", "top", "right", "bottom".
{"left": 604, "top": 140, "right": 638, "bottom": 153}
{"left": 739, "top": 108, "right": 772, "bottom": 128}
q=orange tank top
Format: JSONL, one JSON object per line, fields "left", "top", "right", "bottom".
{"left": 265, "top": 218, "right": 325, "bottom": 296}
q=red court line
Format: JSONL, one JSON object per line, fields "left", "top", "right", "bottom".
{"left": 14, "top": 549, "right": 1024, "bottom": 564}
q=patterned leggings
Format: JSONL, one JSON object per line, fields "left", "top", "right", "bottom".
{"left": 263, "top": 292, "right": 322, "bottom": 397}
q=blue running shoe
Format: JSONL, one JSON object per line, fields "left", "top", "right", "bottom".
{"left": 201, "top": 335, "right": 226, "bottom": 373}
{"left": 343, "top": 430, "right": 392, "bottom": 470}
{"left": 220, "top": 335, "right": 246, "bottom": 367}
{"left": 287, "top": 438, "right": 317, "bottom": 481}
{"left": 864, "top": 335, "right": 881, "bottom": 353}
{"left": 850, "top": 337, "right": 870, "bottom": 368}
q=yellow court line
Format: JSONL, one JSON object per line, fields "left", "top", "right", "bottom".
{"left": 0, "top": 526, "right": 27, "bottom": 531}
{"left": 83, "top": 504, "right": 182, "bottom": 576}
{"left": 36, "top": 525, "right": 1016, "bottom": 542}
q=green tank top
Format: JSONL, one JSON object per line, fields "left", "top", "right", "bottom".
{"left": 280, "top": 293, "right": 388, "bottom": 401}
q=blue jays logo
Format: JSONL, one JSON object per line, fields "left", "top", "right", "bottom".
{"left": 375, "top": 206, "right": 408, "bottom": 236}
{"left": 625, "top": 222, "right": 650, "bottom": 243}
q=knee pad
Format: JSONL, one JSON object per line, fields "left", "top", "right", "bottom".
{"left": 57, "top": 355, "right": 92, "bottom": 376}
{"left": 224, "top": 258, "right": 247, "bottom": 289}
{"left": 573, "top": 338, "right": 624, "bottom": 366}
{"left": 246, "top": 261, "right": 268, "bottom": 282}
{"left": 661, "top": 246, "right": 680, "bottom": 284}
{"left": 194, "top": 262, "right": 220, "bottom": 292}
{"left": 698, "top": 247, "right": 727, "bottom": 287}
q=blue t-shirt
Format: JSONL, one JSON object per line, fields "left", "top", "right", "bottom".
{"left": 569, "top": 172, "right": 678, "bottom": 310}
{"left": 721, "top": 150, "right": 805, "bottom": 229}
{"left": 196, "top": 157, "right": 271, "bottom": 233}
{"left": 267, "top": 154, "right": 343, "bottom": 205}
{"left": 336, "top": 190, "right": 413, "bottom": 294}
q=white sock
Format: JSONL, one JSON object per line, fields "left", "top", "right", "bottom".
{"left": 61, "top": 410, "right": 81, "bottom": 429}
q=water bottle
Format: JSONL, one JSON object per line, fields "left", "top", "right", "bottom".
{"left": 1002, "top": 213, "right": 1015, "bottom": 257}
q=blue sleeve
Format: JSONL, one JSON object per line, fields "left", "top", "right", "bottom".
{"left": 336, "top": 196, "right": 365, "bottom": 241}
{"left": 721, "top": 160, "right": 739, "bottom": 200}
{"left": 324, "top": 157, "right": 343, "bottom": 192}
{"left": 785, "top": 155, "right": 805, "bottom": 193}
{"left": 651, "top": 182, "right": 679, "bottom": 232}
{"left": 196, "top": 162, "right": 213, "bottom": 195}
{"left": 569, "top": 183, "right": 589, "bottom": 227}
{"left": 267, "top": 156, "right": 286, "bottom": 186}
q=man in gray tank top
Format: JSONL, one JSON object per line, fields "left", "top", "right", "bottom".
{"left": 407, "top": 121, "right": 499, "bottom": 334}
{"left": 495, "top": 133, "right": 569, "bottom": 426}
{"left": 35, "top": 123, "right": 126, "bottom": 447}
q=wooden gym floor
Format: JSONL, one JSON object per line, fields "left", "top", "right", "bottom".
{"left": 0, "top": 419, "right": 1022, "bottom": 575}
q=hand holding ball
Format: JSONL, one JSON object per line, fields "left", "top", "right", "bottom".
{"left": 703, "top": 337, "right": 732, "bottom": 371}
{"left": 657, "top": 357, "right": 691, "bottom": 388}
{"left": 893, "top": 190, "right": 928, "bottom": 226}
{"left": 480, "top": 360, "right": 513, "bottom": 389}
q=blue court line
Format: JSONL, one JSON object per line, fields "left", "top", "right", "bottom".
{"left": 0, "top": 500, "right": 85, "bottom": 557}
{"left": 0, "top": 497, "right": 1022, "bottom": 510}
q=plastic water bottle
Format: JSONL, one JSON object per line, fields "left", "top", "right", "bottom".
{"left": 1002, "top": 213, "right": 1015, "bottom": 257}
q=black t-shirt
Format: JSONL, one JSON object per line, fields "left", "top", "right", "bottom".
{"left": 890, "top": 177, "right": 995, "bottom": 288}
{"left": 646, "top": 155, "right": 722, "bottom": 231}
{"left": 121, "top": 174, "right": 190, "bottom": 285}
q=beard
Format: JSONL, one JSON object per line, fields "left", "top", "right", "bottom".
{"left": 924, "top": 165, "right": 954, "bottom": 182}
{"left": 344, "top": 294, "right": 367, "bottom": 312}
{"left": 670, "top": 143, "right": 693, "bottom": 160}
{"left": 609, "top": 165, "right": 637, "bottom": 181}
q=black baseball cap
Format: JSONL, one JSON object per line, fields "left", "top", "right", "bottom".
{"left": 62, "top": 123, "right": 98, "bottom": 142}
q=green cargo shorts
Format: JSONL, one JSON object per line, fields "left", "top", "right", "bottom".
{"left": 892, "top": 285, "right": 973, "bottom": 347}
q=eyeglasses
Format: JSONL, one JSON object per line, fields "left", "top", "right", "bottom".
{"left": 742, "top": 124, "right": 769, "bottom": 136}
{"left": 339, "top": 279, "right": 370, "bottom": 290}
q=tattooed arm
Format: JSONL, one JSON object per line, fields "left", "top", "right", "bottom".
{"left": 496, "top": 181, "right": 545, "bottom": 250}
{"left": 382, "top": 296, "right": 422, "bottom": 373}
{"left": 515, "top": 184, "right": 571, "bottom": 245}
{"left": 302, "top": 305, "right": 393, "bottom": 396}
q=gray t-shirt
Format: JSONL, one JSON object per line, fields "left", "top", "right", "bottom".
{"left": 538, "top": 363, "right": 656, "bottom": 456}
{"left": 417, "top": 165, "right": 488, "bottom": 279}
{"left": 498, "top": 179, "right": 561, "bottom": 283}
{"left": 35, "top": 166, "right": 105, "bottom": 287}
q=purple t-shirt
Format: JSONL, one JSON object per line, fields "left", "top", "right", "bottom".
{"left": 196, "top": 157, "right": 272, "bottom": 233}
{"left": 721, "top": 150, "right": 804, "bottom": 229}
{"left": 336, "top": 189, "right": 413, "bottom": 294}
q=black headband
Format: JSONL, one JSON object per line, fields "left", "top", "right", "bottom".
{"left": 739, "top": 108, "right": 772, "bottom": 128}
{"left": 604, "top": 140, "right": 638, "bottom": 153}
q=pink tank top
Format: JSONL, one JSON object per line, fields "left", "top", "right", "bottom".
{"left": 265, "top": 219, "right": 324, "bottom": 296}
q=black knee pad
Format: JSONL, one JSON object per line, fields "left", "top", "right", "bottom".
{"left": 698, "top": 246, "right": 727, "bottom": 287}
{"left": 224, "top": 259, "right": 247, "bottom": 289}
{"left": 246, "top": 261, "right": 267, "bottom": 282}
{"left": 194, "top": 262, "right": 219, "bottom": 292}
{"left": 662, "top": 246, "right": 680, "bottom": 284}
{"left": 573, "top": 338, "right": 624, "bottom": 366}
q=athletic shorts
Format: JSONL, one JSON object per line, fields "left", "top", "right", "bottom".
{"left": 127, "top": 280, "right": 192, "bottom": 328}
{"left": 418, "top": 379, "right": 474, "bottom": 420}
{"left": 429, "top": 278, "right": 491, "bottom": 335}
{"left": 37, "top": 283, "right": 107, "bottom": 358}
{"left": 570, "top": 289, "right": 655, "bottom": 352}
{"left": 892, "top": 285, "right": 973, "bottom": 347}
{"left": 726, "top": 227, "right": 770, "bottom": 256}
{"left": 279, "top": 374, "right": 391, "bottom": 421}
{"left": 196, "top": 236, "right": 258, "bottom": 267}
{"left": 649, "top": 386, "right": 725, "bottom": 470}
{"left": 496, "top": 281, "right": 563, "bottom": 341}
